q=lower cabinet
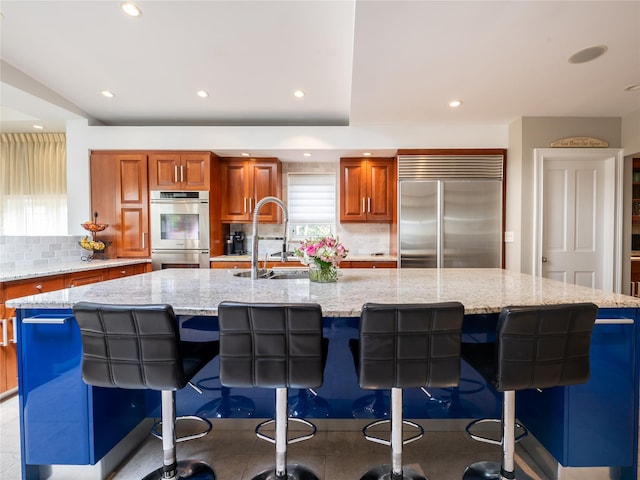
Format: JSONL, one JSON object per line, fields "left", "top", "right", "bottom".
{"left": 18, "top": 309, "right": 147, "bottom": 466}
{"left": 517, "top": 313, "right": 636, "bottom": 472}
{"left": 210, "top": 260, "right": 397, "bottom": 269}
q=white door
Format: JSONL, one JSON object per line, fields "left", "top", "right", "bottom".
{"left": 534, "top": 148, "right": 623, "bottom": 292}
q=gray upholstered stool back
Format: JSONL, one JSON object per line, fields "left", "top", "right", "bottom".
{"left": 466, "top": 302, "right": 598, "bottom": 392}
{"left": 73, "top": 302, "right": 210, "bottom": 391}
{"left": 72, "top": 301, "right": 219, "bottom": 480}
{"left": 460, "top": 302, "right": 598, "bottom": 480}
{"left": 218, "top": 302, "right": 324, "bottom": 389}
{"left": 357, "top": 302, "right": 465, "bottom": 389}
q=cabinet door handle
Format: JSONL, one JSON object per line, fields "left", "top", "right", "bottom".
{"left": 23, "top": 316, "right": 71, "bottom": 324}
{"left": 362, "top": 198, "right": 366, "bottom": 213}
{"left": 10, "top": 317, "right": 17, "bottom": 343}
{"left": 142, "top": 232, "right": 146, "bottom": 249}
{"left": 35, "top": 284, "right": 42, "bottom": 291}
{"left": 180, "top": 165, "right": 184, "bottom": 183}
{"left": 0, "top": 319, "right": 7, "bottom": 347}
{"left": 368, "top": 197, "right": 371, "bottom": 213}
{"left": 174, "top": 165, "right": 179, "bottom": 183}
{"left": 244, "top": 198, "right": 247, "bottom": 213}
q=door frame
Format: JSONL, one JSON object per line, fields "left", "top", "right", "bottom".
{"left": 533, "top": 148, "right": 624, "bottom": 292}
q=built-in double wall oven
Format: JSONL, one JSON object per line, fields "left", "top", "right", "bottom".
{"left": 150, "top": 191, "right": 210, "bottom": 270}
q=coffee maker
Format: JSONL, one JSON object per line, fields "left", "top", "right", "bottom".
{"left": 232, "top": 231, "right": 245, "bottom": 255}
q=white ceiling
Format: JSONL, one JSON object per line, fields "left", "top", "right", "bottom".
{"left": 1, "top": 1, "right": 639, "bottom": 154}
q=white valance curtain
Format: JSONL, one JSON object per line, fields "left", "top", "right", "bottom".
{"left": 0, "top": 133, "right": 67, "bottom": 235}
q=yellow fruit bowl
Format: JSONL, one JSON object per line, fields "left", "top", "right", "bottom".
{"left": 79, "top": 239, "right": 107, "bottom": 252}
{"left": 82, "top": 222, "right": 108, "bottom": 232}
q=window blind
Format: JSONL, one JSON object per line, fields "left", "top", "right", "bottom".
{"left": 287, "top": 173, "right": 336, "bottom": 223}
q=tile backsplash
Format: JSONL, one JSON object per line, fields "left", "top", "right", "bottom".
{"left": 0, "top": 235, "right": 84, "bottom": 271}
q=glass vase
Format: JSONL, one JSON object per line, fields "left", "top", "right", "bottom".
{"left": 309, "top": 262, "right": 338, "bottom": 283}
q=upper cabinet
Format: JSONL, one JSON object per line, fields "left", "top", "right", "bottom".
{"left": 340, "top": 157, "right": 396, "bottom": 223}
{"left": 220, "top": 158, "right": 282, "bottom": 223}
{"left": 90, "top": 151, "right": 150, "bottom": 258}
{"left": 148, "top": 152, "right": 211, "bottom": 190}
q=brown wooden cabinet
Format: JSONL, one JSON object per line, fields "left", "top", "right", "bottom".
{"left": 341, "top": 261, "right": 397, "bottom": 269}
{"left": 148, "top": 152, "right": 211, "bottom": 191}
{"left": 340, "top": 157, "right": 395, "bottom": 223}
{"left": 220, "top": 158, "right": 282, "bottom": 223}
{"left": 90, "top": 151, "right": 150, "bottom": 258}
{"left": 65, "top": 270, "right": 105, "bottom": 287}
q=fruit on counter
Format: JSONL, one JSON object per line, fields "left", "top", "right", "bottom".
{"left": 80, "top": 236, "right": 106, "bottom": 251}
{"left": 91, "top": 240, "right": 106, "bottom": 251}
{"left": 82, "top": 221, "right": 108, "bottom": 232}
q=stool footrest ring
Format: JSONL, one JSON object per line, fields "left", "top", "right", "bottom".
{"left": 363, "top": 419, "right": 424, "bottom": 447}
{"left": 151, "top": 415, "right": 213, "bottom": 443}
{"left": 255, "top": 417, "right": 317, "bottom": 445}
{"left": 464, "top": 418, "right": 528, "bottom": 446}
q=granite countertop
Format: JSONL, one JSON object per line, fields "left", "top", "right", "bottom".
{"left": 211, "top": 254, "right": 397, "bottom": 262}
{"left": 0, "top": 258, "right": 151, "bottom": 283}
{"left": 7, "top": 267, "right": 640, "bottom": 317}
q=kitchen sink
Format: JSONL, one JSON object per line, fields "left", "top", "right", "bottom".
{"left": 232, "top": 269, "right": 309, "bottom": 280}
{"left": 268, "top": 270, "right": 309, "bottom": 280}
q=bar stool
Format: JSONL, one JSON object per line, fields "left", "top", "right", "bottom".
{"left": 72, "top": 302, "right": 219, "bottom": 480}
{"left": 217, "top": 301, "right": 326, "bottom": 480}
{"left": 350, "top": 302, "right": 465, "bottom": 480}
{"left": 461, "top": 303, "right": 598, "bottom": 480}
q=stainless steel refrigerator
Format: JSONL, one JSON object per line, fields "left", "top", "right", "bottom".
{"left": 398, "top": 154, "right": 504, "bottom": 268}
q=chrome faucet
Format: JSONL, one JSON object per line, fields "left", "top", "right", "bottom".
{"left": 251, "top": 196, "right": 288, "bottom": 279}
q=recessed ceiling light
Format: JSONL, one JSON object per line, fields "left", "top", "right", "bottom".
{"left": 303, "top": 152, "right": 312, "bottom": 157}
{"left": 293, "top": 90, "right": 305, "bottom": 98}
{"left": 449, "top": 100, "right": 462, "bottom": 108}
{"left": 624, "top": 83, "right": 640, "bottom": 92}
{"left": 362, "top": 152, "right": 372, "bottom": 156}
{"left": 196, "top": 90, "right": 209, "bottom": 98}
{"left": 241, "top": 152, "right": 251, "bottom": 157}
{"left": 101, "top": 90, "right": 115, "bottom": 98}
{"left": 568, "top": 45, "right": 608, "bottom": 64}
{"left": 33, "top": 124, "right": 44, "bottom": 130}
{"left": 120, "top": 2, "right": 141, "bottom": 17}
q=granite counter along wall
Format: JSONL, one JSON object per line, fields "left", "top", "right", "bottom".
{"left": 0, "top": 235, "right": 85, "bottom": 271}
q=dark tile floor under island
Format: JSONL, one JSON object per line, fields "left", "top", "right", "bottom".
{"left": 1, "top": 394, "right": 549, "bottom": 480}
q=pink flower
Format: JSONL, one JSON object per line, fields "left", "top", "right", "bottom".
{"left": 294, "top": 236, "right": 348, "bottom": 267}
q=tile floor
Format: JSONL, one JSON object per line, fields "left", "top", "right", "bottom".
{"left": 1, "top": 393, "right": 548, "bottom": 480}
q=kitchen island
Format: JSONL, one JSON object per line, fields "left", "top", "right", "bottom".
{"left": 7, "top": 268, "right": 640, "bottom": 480}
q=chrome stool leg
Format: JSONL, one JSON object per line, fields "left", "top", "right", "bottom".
{"left": 143, "top": 391, "right": 215, "bottom": 480}
{"left": 463, "top": 391, "right": 525, "bottom": 480}
{"left": 361, "top": 388, "right": 426, "bottom": 480}
{"left": 252, "top": 388, "right": 319, "bottom": 480}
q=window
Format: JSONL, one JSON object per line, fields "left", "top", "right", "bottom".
{"left": 287, "top": 173, "right": 336, "bottom": 240}
{"left": 0, "top": 133, "right": 68, "bottom": 235}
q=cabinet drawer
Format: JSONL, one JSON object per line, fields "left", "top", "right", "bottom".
{"left": 108, "top": 264, "right": 139, "bottom": 279}
{"left": 65, "top": 270, "right": 105, "bottom": 287}
{"left": 342, "top": 261, "right": 397, "bottom": 269}
{"left": 5, "top": 276, "right": 65, "bottom": 301}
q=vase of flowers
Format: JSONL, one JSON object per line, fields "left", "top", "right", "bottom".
{"left": 295, "top": 236, "right": 348, "bottom": 283}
